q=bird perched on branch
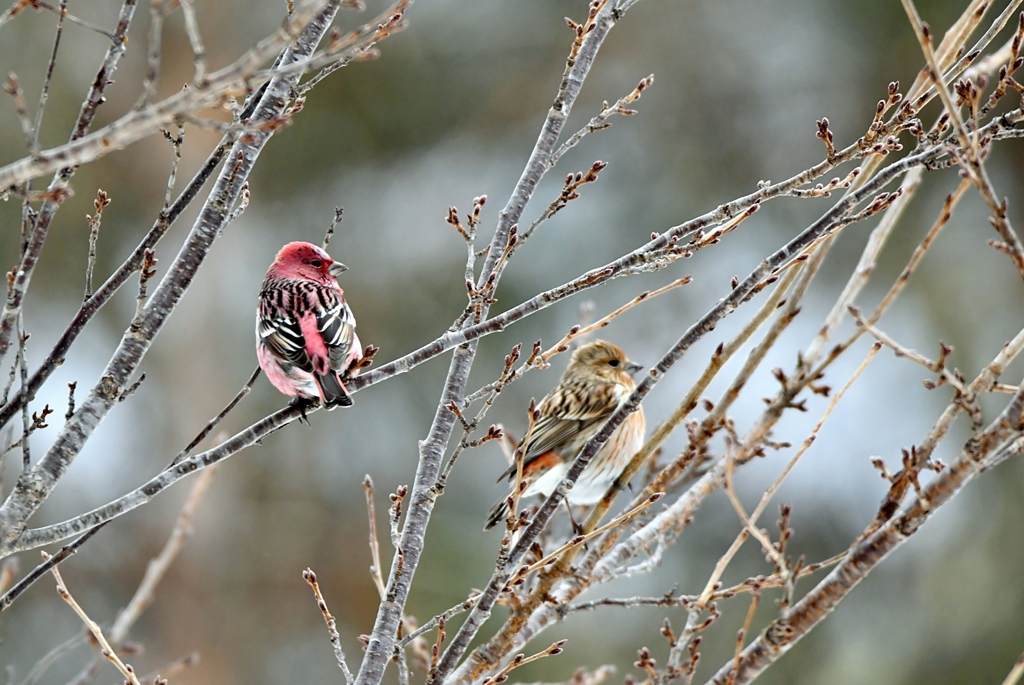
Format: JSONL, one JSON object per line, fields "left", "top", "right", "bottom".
{"left": 485, "top": 340, "right": 646, "bottom": 530}
{"left": 256, "top": 241, "right": 362, "bottom": 409}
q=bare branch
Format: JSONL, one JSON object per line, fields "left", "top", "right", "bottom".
{"left": 323, "top": 206, "right": 345, "bottom": 249}
{"left": 482, "top": 641, "right": 567, "bottom": 685}
{"left": 549, "top": 74, "right": 654, "bottom": 167}
{"left": 135, "top": 0, "right": 169, "bottom": 109}
{"left": 0, "top": 0, "right": 137, "bottom": 364}
{"left": 0, "top": 523, "right": 106, "bottom": 615}
{"left": 0, "top": 0, "right": 413, "bottom": 192}
{"left": 48, "top": 560, "right": 142, "bottom": 685}
{"left": 179, "top": 0, "right": 208, "bottom": 86}
{"left": 304, "top": 568, "right": 355, "bottom": 684}
{"left": 169, "top": 367, "right": 261, "bottom": 468}
{"left": 363, "top": 475, "right": 387, "bottom": 599}
{"left": 0, "top": 0, "right": 345, "bottom": 554}
{"left": 1001, "top": 650, "right": 1024, "bottom": 685}
{"left": 83, "top": 190, "right": 111, "bottom": 301}
{"left": 355, "top": 5, "right": 639, "bottom": 684}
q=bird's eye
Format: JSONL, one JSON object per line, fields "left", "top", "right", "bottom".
{"left": 310, "top": 259, "right": 323, "bottom": 268}
{"left": 608, "top": 359, "right": 620, "bottom": 367}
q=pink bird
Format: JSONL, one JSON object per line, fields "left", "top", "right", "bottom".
{"left": 256, "top": 242, "right": 363, "bottom": 409}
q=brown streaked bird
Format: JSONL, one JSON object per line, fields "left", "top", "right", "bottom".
{"left": 484, "top": 340, "right": 646, "bottom": 530}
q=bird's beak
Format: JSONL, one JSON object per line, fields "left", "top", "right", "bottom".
{"left": 625, "top": 360, "right": 643, "bottom": 375}
{"left": 329, "top": 261, "right": 348, "bottom": 277}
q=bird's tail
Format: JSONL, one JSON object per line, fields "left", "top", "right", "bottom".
{"left": 484, "top": 495, "right": 511, "bottom": 531}
{"left": 316, "top": 371, "right": 353, "bottom": 409}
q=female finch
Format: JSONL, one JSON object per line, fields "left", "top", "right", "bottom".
{"left": 256, "top": 241, "right": 362, "bottom": 409}
{"left": 485, "top": 340, "right": 646, "bottom": 530}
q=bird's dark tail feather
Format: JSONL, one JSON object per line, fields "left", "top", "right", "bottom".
{"left": 484, "top": 496, "right": 511, "bottom": 531}
{"left": 316, "top": 372, "right": 353, "bottom": 409}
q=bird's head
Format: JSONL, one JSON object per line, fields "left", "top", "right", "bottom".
{"left": 567, "top": 340, "right": 643, "bottom": 384}
{"left": 268, "top": 241, "right": 347, "bottom": 284}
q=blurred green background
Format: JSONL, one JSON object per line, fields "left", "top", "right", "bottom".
{"left": 1, "top": 1, "right": 1023, "bottom": 684}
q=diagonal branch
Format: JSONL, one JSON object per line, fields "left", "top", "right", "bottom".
{"left": 2, "top": 125, "right": 970, "bottom": 559}
{"left": 0, "top": 115, "right": 252, "bottom": 433}
{"left": 354, "top": 5, "right": 629, "bottom": 685}
{"left": 49, "top": 561, "right": 142, "bottom": 685}
{"left": 702, "top": 323, "right": 1024, "bottom": 685}
{"left": 0, "top": 0, "right": 409, "bottom": 193}
{"left": 0, "top": 0, "right": 138, "bottom": 363}
{"left": 0, "top": 2, "right": 342, "bottom": 552}
{"left": 435, "top": 118, "right": 945, "bottom": 685}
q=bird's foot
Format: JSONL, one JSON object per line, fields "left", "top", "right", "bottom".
{"left": 289, "top": 395, "right": 318, "bottom": 425}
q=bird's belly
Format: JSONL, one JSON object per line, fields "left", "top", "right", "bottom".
{"left": 258, "top": 345, "right": 320, "bottom": 398}
{"left": 521, "top": 449, "right": 622, "bottom": 506}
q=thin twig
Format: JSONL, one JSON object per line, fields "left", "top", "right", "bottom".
{"left": 721, "top": 456, "right": 784, "bottom": 570}
{"left": 30, "top": 0, "right": 68, "bottom": 155}
{"left": 179, "top": 0, "right": 208, "bottom": 86}
{"left": 0, "top": 2, "right": 349, "bottom": 554}
{"left": 397, "top": 594, "right": 480, "bottom": 650}
{"left": 169, "top": 367, "right": 262, "bottom": 468}
{"left": 1001, "top": 650, "right": 1024, "bottom": 685}
{"left": 512, "top": 494, "right": 662, "bottom": 582}
{"left": 24, "top": 0, "right": 115, "bottom": 38}
{"left": 850, "top": 310, "right": 966, "bottom": 394}
{"left": 3, "top": 73, "right": 34, "bottom": 147}
{"left": 698, "top": 343, "right": 882, "bottom": 608}
{"left": 537, "top": 277, "right": 692, "bottom": 365}
{"left": 48, "top": 559, "right": 142, "bottom": 685}
{"left": 901, "top": 0, "right": 974, "bottom": 155}
{"left": 83, "top": 189, "right": 110, "bottom": 300}
{"left": 17, "top": 322, "right": 30, "bottom": 470}
{"left": 130, "top": 651, "right": 200, "bottom": 685}
{"left": 0, "top": 1, "right": 413, "bottom": 192}
{"left": 304, "top": 568, "right": 355, "bottom": 684}
{"left": 363, "top": 475, "right": 387, "bottom": 599}
{"left": 135, "top": 0, "right": 169, "bottom": 109}
{"left": 323, "top": 207, "right": 344, "bottom": 249}
{"left": 225, "top": 181, "right": 251, "bottom": 226}
{"left": 504, "top": 405, "right": 539, "bottom": 538}
{"left": 0, "top": 523, "right": 107, "bottom": 615}
{"left": 161, "top": 126, "right": 185, "bottom": 210}
{"left": 481, "top": 641, "right": 567, "bottom": 685}
{"left": 549, "top": 74, "right": 654, "bottom": 167}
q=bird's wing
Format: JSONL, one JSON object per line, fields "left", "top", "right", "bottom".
{"left": 498, "top": 383, "right": 616, "bottom": 482}
{"left": 257, "top": 306, "right": 313, "bottom": 372}
{"left": 258, "top": 281, "right": 358, "bottom": 376}
{"left": 315, "top": 293, "right": 359, "bottom": 373}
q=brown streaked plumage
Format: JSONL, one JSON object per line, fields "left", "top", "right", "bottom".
{"left": 484, "top": 340, "right": 646, "bottom": 530}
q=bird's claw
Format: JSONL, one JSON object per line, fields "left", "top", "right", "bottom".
{"left": 289, "top": 395, "right": 317, "bottom": 425}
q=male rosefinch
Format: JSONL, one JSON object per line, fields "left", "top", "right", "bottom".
{"left": 484, "top": 339, "right": 646, "bottom": 530}
{"left": 256, "top": 241, "right": 362, "bottom": 409}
